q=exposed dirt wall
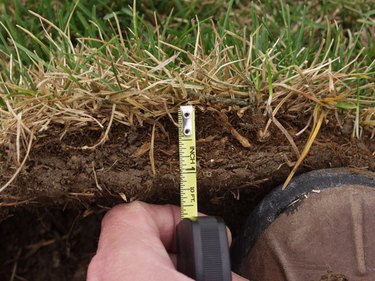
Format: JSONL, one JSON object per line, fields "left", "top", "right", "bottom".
{"left": 0, "top": 110, "right": 374, "bottom": 280}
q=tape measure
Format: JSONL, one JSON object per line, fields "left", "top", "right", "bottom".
{"left": 178, "top": 105, "right": 198, "bottom": 219}
{"left": 176, "top": 105, "right": 232, "bottom": 281}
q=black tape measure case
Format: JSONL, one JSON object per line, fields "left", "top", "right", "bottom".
{"left": 176, "top": 216, "right": 232, "bottom": 281}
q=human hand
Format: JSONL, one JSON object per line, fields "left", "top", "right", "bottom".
{"left": 87, "top": 201, "right": 248, "bottom": 281}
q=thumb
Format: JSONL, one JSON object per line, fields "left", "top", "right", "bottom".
{"left": 232, "top": 272, "right": 249, "bottom": 281}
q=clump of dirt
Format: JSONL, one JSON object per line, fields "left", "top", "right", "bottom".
{"left": 0, "top": 109, "right": 374, "bottom": 279}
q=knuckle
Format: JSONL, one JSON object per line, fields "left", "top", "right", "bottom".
{"left": 101, "top": 201, "right": 147, "bottom": 229}
{"left": 101, "top": 204, "right": 126, "bottom": 228}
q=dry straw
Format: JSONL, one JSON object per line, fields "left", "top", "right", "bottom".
{"left": 0, "top": 10, "right": 374, "bottom": 192}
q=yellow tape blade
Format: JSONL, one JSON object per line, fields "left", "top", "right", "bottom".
{"left": 179, "top": 105, "right": 198, "bottom": 219}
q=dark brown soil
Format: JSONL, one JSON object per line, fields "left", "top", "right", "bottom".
{"left": 0, "top": 109, "right": 374, "bottom": 280}
{"left": 0, "top": 207, "right": 102, "bottom": 281}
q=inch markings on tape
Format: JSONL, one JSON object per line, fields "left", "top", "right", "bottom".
{"left": 179, "top": 105, "right": 198, "bottom": 219}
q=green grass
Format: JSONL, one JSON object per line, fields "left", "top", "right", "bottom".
{"left": 0, "top": 0, "right": 374, "bottom": 142}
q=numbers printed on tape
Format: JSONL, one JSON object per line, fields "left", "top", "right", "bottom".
{"left": 179, "top": 106, "right": 198, "bottom": 219}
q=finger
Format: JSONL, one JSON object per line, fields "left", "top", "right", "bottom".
{"left": 99, "top": 201, "right": 181, "bottom": 250}
{"left": 226, "top": 226, "right": 232, "bottom": 246}
{"left": 97, "top": 202, "right": 181, "bottom": 268}
{"left": 169, "top": 253, "right": 177, "bottom": 268}
{"left": 232, "top": 272, "right": 250, "bottom": 281}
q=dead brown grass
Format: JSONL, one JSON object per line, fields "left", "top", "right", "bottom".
{"left": 0, "top": 12, "right": 374, "bottom": 192}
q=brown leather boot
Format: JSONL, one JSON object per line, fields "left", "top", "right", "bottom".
{"left": 231, "top": 168, "right": 375, "bottom": 281}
